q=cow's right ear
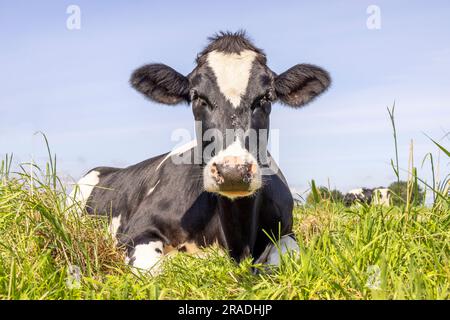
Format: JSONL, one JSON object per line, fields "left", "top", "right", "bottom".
{"left": 130, "top": 64, "right": 190, "bottom": 105}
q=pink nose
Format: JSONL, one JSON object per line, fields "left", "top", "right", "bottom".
{"left": 210, "top": 156, "right": 257, "bottom": 191}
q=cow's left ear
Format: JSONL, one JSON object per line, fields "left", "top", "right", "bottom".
{"left": 130, "top": 63, "right": 190, "bottom": 105}
{"left": 274, "top": 64, "right": 331, "bottom": 108}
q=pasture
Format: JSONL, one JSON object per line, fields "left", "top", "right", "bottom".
{"left": 0, "top": 148, "right": 448, "bottom": 299}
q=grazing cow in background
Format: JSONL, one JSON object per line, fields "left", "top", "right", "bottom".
{"left": 70, "top": 31, "right": 331, "bottom": 273}
{"left": 372, "top": 188, "right": 391, "bottom": 206}
{"left": 343, "top": 188, "right": 373, "bottom": 207}
{"left": 344, "top": 187, "right": 391, "bottom": 207}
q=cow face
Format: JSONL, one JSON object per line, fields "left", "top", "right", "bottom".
{"left": 130, "top": 32, "right": 330, "bottom": 199}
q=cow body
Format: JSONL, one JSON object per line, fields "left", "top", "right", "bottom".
{"left": 344, "top": 187, "right": 391, "bottom": 207}
{"left": 76, "top": 143, "right": 293, "bottom": 270}
{"left": 71, "top": 32, "right": 331, "bottom": 273}
{"left": 343, "top": 188, "right": 373, "bottom": 206}
{"left": 372, "top": 188, "right": 391, "bottom": 206}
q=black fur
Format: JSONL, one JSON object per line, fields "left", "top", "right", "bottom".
{"left": 274, "top": 64, "right": 331, "bottom": 107}
{"left": 86, "top": 149, "right": 293, "bottom": 263}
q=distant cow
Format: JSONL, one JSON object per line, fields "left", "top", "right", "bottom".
{"left": 343, "top": 188, "right": 373, "bottom": 206}
{"left": 70, "top": 31, "right": 330, "bottom": 274}
{"left": 372, "top": 188, "right": 391, "bottom": 206}
{"left": 344, "top": 187, "right": 390, "bottom": 207}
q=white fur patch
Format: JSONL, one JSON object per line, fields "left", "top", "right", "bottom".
{"left": 109, "top": 214, "right": 121, "bottom": 238}
{"left": 207, "top": 50, "right": 257, "bottom": 108}
{"left": 255, "top": 235, "right": 300, "bottom": 266}
{"left": 69, "top": 170, "right": 100, "bottom": 209}
{"left": 156, "top": 140, "right": 197, "bottom": 171}
{"left": 348, "top": 188, "right": 364, "bottom": 196}
{"left": 373, "top": 188, "right": 390, "bottom": 206}
{"left": 131, "top": 241, "right": 164, "bottom": 275}
{"left": 147, "top": 179, "right": 160, "bottom": 196}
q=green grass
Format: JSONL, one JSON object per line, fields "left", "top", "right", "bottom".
{"left": 0, "top": 161, "right": 448, "bottom": 300}
{"left": 1, "top": 111, "right": 449, "bottom": 300}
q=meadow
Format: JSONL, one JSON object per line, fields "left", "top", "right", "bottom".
{"left": 0, "top": 110, "right": 449, "bottom": 300}
{"left": 0, "top": 156, "right": 448, "bottom": 299}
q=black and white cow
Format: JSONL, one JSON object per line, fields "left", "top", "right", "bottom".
{"left": 372, "top": 187, "right": 391, "bottom": 206}
{"left": 70, "top": 31, "right": 331, "bottom": 274}
{"left": 343, "top": 187, "right": 390, "bottom": 207}
{"left": 343, "top": 188, "right": 374, "bottom": 206}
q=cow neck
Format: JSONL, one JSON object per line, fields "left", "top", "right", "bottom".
{"left": 217, "top": 194, "right": 262, "bottom": 262}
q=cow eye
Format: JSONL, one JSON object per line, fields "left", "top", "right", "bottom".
{"left": 259, "top": 97, "right": 269, "bottom": 106}
{"left": 251, "top": 92, "right": 272, "bottom": 114}
{"left": 197, "top": 96, "right": 215, "bottom": 111}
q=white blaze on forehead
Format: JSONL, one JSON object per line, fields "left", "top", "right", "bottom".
{"left": 207, "top": 49, "right": 257, "bottom": 108}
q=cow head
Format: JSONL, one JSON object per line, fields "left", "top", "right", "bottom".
{"left": 130, "top": 31, "right": 331, "bottom": 199}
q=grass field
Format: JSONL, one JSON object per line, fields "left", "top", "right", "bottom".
{"left": 0, "top": 152, "right": 448, "bottom": 300}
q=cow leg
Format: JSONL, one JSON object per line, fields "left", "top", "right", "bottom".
{"left": 254, "top": 235, "right": 300, "bottom": 267}
{"left": 125, "top": 238, "right": 164, "bottom": 275}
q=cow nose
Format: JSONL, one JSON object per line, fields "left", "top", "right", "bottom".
{"left": 210, "top": 156, "right": 257, "bottom": 191}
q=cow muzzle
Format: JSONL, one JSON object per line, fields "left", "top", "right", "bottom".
{"left": 203, "top": 143, "right": 262, "bottom": 199}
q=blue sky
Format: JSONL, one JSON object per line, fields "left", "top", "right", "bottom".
{"left": 1, "top": 1, "right": 449, "bottom": 197}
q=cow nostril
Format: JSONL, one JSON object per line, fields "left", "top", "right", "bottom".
{"left": 211, "top": 162, "right": 221, "bottom": 175}
{"left": 211, "top": 162, "right": 225, "bottom": 185}
{"left": 243, "top": 173, "right": 252, "bottom": 183}
{"left": 241, "top": 163, "right": 256, "bottom": 184}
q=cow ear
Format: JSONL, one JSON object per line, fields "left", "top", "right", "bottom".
{"left": 274, "top": 64, "right": 330, "bottom": 108}
{"left": 130, "top": 64, "right": 190, "bottom": 105}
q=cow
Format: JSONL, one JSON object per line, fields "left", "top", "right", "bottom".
{"left": 343, "top": 187, "right": 391, "bottom": 207}
{"left": 372, "top": 187, "right": 391, "bottom": 206}
{"left": 343, "top": 188, "right": 373, "bottom": 207}
{"left": 70, "top": 31, "right": 331, "bottom": 274}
